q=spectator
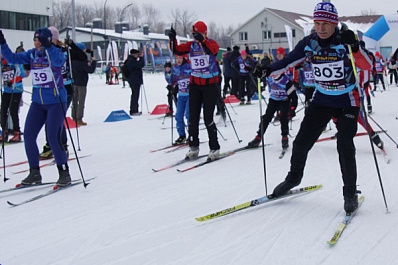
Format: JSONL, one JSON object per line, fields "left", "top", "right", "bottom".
{"left": 125, "top": 48, "right": 145, "bottom": 116}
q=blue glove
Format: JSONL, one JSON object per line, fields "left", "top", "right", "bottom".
{"left": 0, "top": 30, "right": 6, "bottom": 45}
{"left": 38, "top": 28, "right": 52, "bottom": 48}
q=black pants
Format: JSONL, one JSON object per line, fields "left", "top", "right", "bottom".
{"left": 239, "top": 75, "right": 253, "bottom": 101}
{"left": 188, "top": 83, "right": 220, "bottom": 150}
{"left": 231, "top": 76, "right": 240, "bottom": 97}
{"left": 1, "top": 92, "right": 22, "bottom": 132}
{"left": 257, "top": 98, "right": 289, "bottom": 137}
{"left": 223, "top": 76, "right": 232, "bottom": 97}
{"left": 129, "top": 83, "right": 141, "bottom": 113}
{"left": 286, "top": 103, "right": 359, "bottom": 196}
{"left": 389, "top": 69, "right": 398, "bottom": 84}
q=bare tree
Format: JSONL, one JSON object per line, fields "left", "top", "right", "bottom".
{"left": 169, "top": 8, "right": 181, "bottom": 32}
{"left": 180, "top": 9, "right": 197, "bottom": 37}
{"left": 359, "top": 9, "right": 378, "bottom": 16}
{"left": 141, "top": 3, "right": 160, "bottom": 30}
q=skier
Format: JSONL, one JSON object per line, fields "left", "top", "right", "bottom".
{"left": 358, "top": 41, "right": 375, "bottom": 114}
{"left": 164, "top": 61, "right": 175, "bottom": 116}
{"left": 0, "top": 27, "right": 72, "bottom": 186}
{"left": 373, "top": 52, "right": 387, "bottom": 91}
{"left": 0, "top": 48, "right": 27, "bottom": 142}
{"left": 170, "top": 54, "right": 192, "bottom": 145}
{"left": 169, "top": 21, "right": 221, "bottom": 161}
{"left": 255, "top": 2, "right": 373, "bottom": 213}
{"left": 248, "top": 47, "right": 297, "bottom": 150}
{"left": 232, "top": 50, "right": 256, "bottom": 104}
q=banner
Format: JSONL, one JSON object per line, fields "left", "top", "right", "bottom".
{"left": 363, "top": 14, "right": 398, "bottom": 53}
{"left": 106, "top": 43, "right": 112, "bottom": 65}
{"left": 147, "top": 43, "right": 155, "bottom": 68}
{"left": 111, "top": 41, "right": 119, "bottom": 66}
{"left": 123, "top": 44, "right": 129, "bottom": 61}
{"left": 284, "top": 25, "right": 293, "bottom": 52}
{"left": 97, "top": 46, "right": 103, "bottom": 61}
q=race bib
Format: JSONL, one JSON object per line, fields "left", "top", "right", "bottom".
{"left": 177, "top": 78, "right": 189, "bottom": 91}
{"left": 304, "top": 70, "right": 314, "bottom": 81}
{"left": 190, "top": 55, "right": 209, "bottom": 70}
{"left": 31, "top": 67, "right": 53, "bottom": 86}
{"left": 313, "top": 61, "right": 344, "bottom": 82}
{"left": 2, "top": 70, "right": 14, "bottom": 81}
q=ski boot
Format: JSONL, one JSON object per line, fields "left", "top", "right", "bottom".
{"left": 174, "top": 136, "right": 186, "bottom": 145}
{"left": 248, "top": 135, "right": 261, "bottom": 148}
{"left": 57, "top": 164, "right": 72, "bottom": 187}
{"left": 282, "top": 136, "right": 289, "bottom": 149}
{"left": 40, "top": 144, "right": 53, "bottom": 159}
{"left": 185, "top": 146, "right": 199, "bottom": 160}
{"left": 9, "top": 130, "right": 21, "bottom": 142}
{"left": 371, "top": 134, "right": 384, "bottom": 149}
{"left": 21, "top": 168, "right": 42, "bottom": 185}
{"left": 208, "top": 149, "right": 220, "bottom": 161}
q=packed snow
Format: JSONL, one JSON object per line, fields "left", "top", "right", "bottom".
{"left": 1, "top": 72, "right": 398, "bottom": 265}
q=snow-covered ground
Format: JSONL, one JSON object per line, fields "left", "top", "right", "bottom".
{"left": 1, "top": 72, "right": 398, "bottom": 265}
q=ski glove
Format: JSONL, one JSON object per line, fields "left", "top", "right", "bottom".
{"left": 38, "top": 28, "right": 53, "bottom": 48}
{"left": 340, "top": 29, "right": 359, "bottom": 53}
{"left": 253, "top": 63, "right": 272, "bottom": 78}
{"left": 0, "top": 30, "right": 6, "bottom": 45}
{"left": 168, "top": 27, "right": 176, "bottom": 40}
{"left": 192, "top": 32, "right": 205, "bottom": 43}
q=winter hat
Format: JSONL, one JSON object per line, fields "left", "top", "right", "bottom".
{"left": 164, "top": 61, "right": 172, "bottom": 68}
{"left": 192, "top": 21, "right": 207, "bottom": 35}
{"left": 276, "top": 47, "right": 285, "bottom": 55}
{"left": 33, "top": 27, "right": 52, "bottom": 41}
{"left": 313, "top": 2, "right": 338, "bottom": 25}
{"left": 240, "top": 50, "right": 247, "bottom": 56}
{"left": 233, "top": 45, "right": 240, "bottom": 51}
{"left": 375, "top": 51, "right": 381, "bottom": 57}
{"left": 76, "top": 42, "right": 86, "bottom": 51}
{"left": 130, "top": 49, "right": 140, "bottom": 55}
{"left": 48, "top": 26, "right": 59, "bottom": 41}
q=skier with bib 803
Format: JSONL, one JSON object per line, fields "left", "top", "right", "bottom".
{"left": 169, "top": 21, "right": 221, "bottom": 161}
{"left": 254, "top": 2, "right": 373, "bottom": 214}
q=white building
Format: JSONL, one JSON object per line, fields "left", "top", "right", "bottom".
{"left": 0, "top": 0, "right": 53, "bottom": 51}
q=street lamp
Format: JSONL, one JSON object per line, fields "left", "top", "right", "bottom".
{"left": 120, "top": 3, "right": 133, "bottom": 22}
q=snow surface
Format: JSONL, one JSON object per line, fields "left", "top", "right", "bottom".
{"left": 1, "top": 72, "right": 398, "bottom": 265}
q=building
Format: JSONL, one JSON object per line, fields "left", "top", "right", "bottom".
{"left": 230, "top": 7, "right": 397, "bottom": 60}
{"left": 0, "top": 0, "right": 52, "bottom": 51}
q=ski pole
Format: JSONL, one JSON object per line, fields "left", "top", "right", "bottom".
{"left": 367, "top": 114, "right": 398, "bottom": 148}
{"left": 45, "top": 49, "right": 88, "bottom": 187}
{"left": 256, "top": 76, "right": 268, "bottom": 195}
{"left": 348, "top": 44, "right": 388, "bottom": 213}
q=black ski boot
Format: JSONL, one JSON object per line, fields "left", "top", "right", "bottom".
{"left": 21, "top": 168, "right": 42, "bottom": 185}
{"left": 371, "top": 134, "right": 384, "bottom": 149}
{"left": 57, "top": 164, "right": 72, "bottom": 187}
{"left": 282, "top": 136, "right": 289, "bottom": 149}
{"left": 248, "top": 135, "right": 261, "bottom": 148}
{"left": 343, "top": 186, "right": 359, "bottom": 214}
{"left": 272, "top": 176, "right": 301, "bottom": 197}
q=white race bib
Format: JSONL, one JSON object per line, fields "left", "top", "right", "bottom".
{"left": 313, "top": 61, "right": 344, "bottom": 82}
{"left": 31, "top": 67, "right": 53, "bottom": 85}
{"left": 190, "top": 55, "right": 209, "bottom": 70}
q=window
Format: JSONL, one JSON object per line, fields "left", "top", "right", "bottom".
{"left": 262, "top": 30, "right": 271, "bottom": 40}
{"left": 274, "top": 32, "right": 287, "bottom": 38}
{"left": 0, "top": 11, "right": 48, "bottom": 31}
{"left": 292, "top": 29, "right": 296, "bottom": 38}
{"left": 239, "top": 32, "right": 248, "bottom": 41}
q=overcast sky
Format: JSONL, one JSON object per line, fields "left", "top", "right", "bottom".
{"left": 76, "top": 0, "right": 397, "bottom": 28}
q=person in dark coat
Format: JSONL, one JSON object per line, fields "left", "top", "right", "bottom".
{"left": 222, "top": 47, "right": 233, "bottom": 98}
{"left": 71, "top": 42, "right": 97, "bottom": 125}
{"left": 230, "top": 46, "right": 241, "bottom": 97}
{"left": 125, "top": 48, "right": 145, "bottom": 115}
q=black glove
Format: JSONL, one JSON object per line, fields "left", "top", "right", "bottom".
{"left": 192, "top": 32, "right": 204, "bottom": 43}
{"left": 64, "top": 38, "right": 72, "bottom": 45}
{"left": 0, "top": 30, "right": 6, "bottom": 45}
{"left": 166, "top": 85, "right": 172, "bottom": 91}
{"left": 244, "top": 66, "right": 252, "bottom": 72}
{"left": 168, "top": 27, "right": 176, "bottom": 40}
{"left": 38, "top": 28, "right": 52, "bottom": 48}
{"left": 4, "top": 81, "right": 12, "bottom": 87}
{"left": 340, "top": 29, "right": 359, "bottom": 53}
{"left": 253, "top": 63, "right": 271, "bottom": 78}
{"left": 86, "top": 48, "right": 94, "bottom": 57}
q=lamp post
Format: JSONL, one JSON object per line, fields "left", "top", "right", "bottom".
{"left": 119, "top": 3, "right": 133, "bottom": 22}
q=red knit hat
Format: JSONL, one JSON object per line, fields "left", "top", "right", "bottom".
{"left": 276, "top": 47, "right": 285, "bottom": 55}
{"left": 192, "top": 21, "right": 207, "bottom": 35}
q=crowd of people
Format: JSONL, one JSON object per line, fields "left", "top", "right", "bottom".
{"left": 0, "top": 1, "right": 397, "bottom": 214}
